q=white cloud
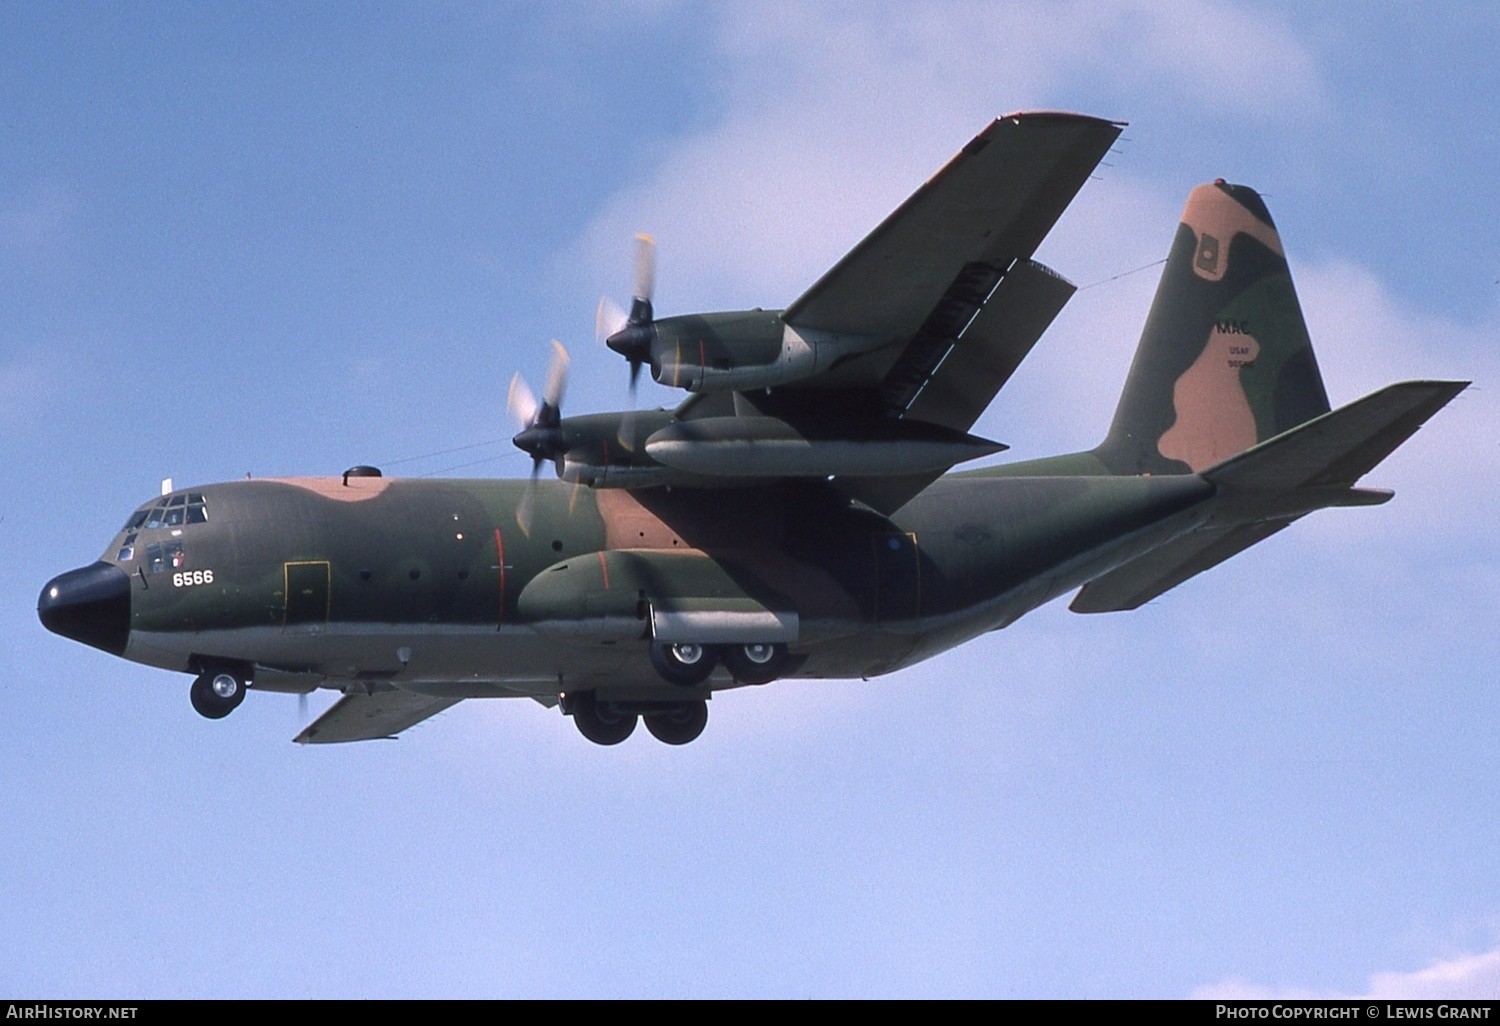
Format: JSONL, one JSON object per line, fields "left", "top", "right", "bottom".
{"left": 1194, "top": 945, "right": 1500, "bottom": 999}
{"left": 1107, "top": 0, "right": 1328, "bottom": 115}
{"left": 1295, "top": 260, "right": 1499, "bottom": 548}
{"left": 0, "top": 180, "right": 81, "bottom": 273}
{"left": 564, "top": 0, "right": 1491, "bottom": 506}
{"left": 0, "top": 348, "right": 63, "bottom": 426}
{"left": 561, "top": 0, "right": 1329, "bottom": 315}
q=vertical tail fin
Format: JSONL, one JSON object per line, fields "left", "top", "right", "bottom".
{"left": 1095, "top": 181, "right": 1330, "bottom": 475}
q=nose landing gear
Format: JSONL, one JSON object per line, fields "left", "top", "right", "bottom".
{"left": 190, "top": 668, "right": 248, "bottom": 720}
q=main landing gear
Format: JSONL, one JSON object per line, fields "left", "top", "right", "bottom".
{"left": 649, "top": 640, "right": 789, "bottom": 687}
{"left": 565, "top": 639, "right": 789, "bottom": 746}
{"left": 570, "top": 691, "right": 638, "bottom": 745}
{"left": 190, "top": 667, "right": 248, "bottom": 720}
{"left": 567, "top": 692, "right": 709, "bottom": 747}
{"left": 644, "top": 701, "right": 708, "bottom": 745}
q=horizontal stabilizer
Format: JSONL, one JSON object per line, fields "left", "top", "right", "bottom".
{"left": 1070, "top": 518, "right": 1294, "bottom": 612}
{"left": 294, "top": 689, "right": 461, "bottom": 744}
{"left": 1204, "top": 380, "right": 1467, "bottom": 490}
{"left": 1072, "top": 380, "right": 1465, "bottom": 613}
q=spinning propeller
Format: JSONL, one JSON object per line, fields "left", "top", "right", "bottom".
{"left": 508, "top": 340, "right": 571, "bottom": 536}
{"left": 597, "top": 233, "right": 657, "bottom": 450}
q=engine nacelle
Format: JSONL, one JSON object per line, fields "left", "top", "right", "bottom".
{"left": 649, "top": 310, "right": 880, "bottom": 393}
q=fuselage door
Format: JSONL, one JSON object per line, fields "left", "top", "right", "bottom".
{"left": 871, "top": 531, "right": 920, "bottom": 623}
{"left": 284, "top": 561, "right": 331, "bottom": 626}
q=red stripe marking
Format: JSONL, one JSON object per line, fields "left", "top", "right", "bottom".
{"left": 597, "top": 550, "right": 610, "bottom": 591}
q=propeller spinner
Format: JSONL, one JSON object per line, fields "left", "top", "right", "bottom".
{"left": 508, "top": 340, "right": 571, "bottom": 536}
{"left": 599, "top": 234, "right": 657, "bottom": 449}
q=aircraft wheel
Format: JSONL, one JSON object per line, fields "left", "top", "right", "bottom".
{"left": 649, "top": 640, "right": 716, "bottom": 687}
{"left": 190, "top": 669, "right": 247, "bottom": 720}
{"left": 571, "top": 692, "right": 637, "bottom": 746}
{"left": 722, "top": 642, "right": 788, "bottom": 684}
{"left": 644, "top": 701, "right": 708, "bottom": 745}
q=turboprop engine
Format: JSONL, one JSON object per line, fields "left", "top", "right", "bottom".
{"left": 609, "top": 308, "right": 882, "bottom": 393}
{"left": 598, "top": 235, "right": 882, "bottom": 396}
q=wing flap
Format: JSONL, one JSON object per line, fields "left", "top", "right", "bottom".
{"left": 899, "top": 259, "right": 1076, "bottom": 431}
{"left": 783, "top": 112, "right": 1121, "bottom": 339}
{"left": 294, "top": 689, "right": 461, "bottom": 744}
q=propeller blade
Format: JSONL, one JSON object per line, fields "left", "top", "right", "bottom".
{"left": 632, "top": 233, "right": 656, "bottom": 305}
{"left": 596, "top": 296, "right": 628, "bottom": 345}
{"left": 543, "top": 339, "right": 570, "bottom": 411}
{"left": 507, "top": 372, "right": 538, "bottom": 428}
{"left": 516, "top": 460, "right": 540, "bottom": 537}
{"left": 617, "top": 408, "right": 636, "bottom": 453}
{"left": 617, "top": 360, "right": 641, "bottom": 451}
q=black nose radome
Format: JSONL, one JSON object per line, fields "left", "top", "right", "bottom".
{"left": 38, "top": 561, "right": 131, "bottom": 656}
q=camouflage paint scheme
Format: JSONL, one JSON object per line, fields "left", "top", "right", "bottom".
{"left": 38, "top": 113, "right": 1465, "bottom": 745}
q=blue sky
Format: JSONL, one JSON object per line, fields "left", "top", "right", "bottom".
{"left": 3, "top": 1, "right": 1498, "bottom": 998}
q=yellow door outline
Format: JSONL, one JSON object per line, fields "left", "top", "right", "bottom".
{"left": 283, "top": 561, "right": 331, "bottom": 626}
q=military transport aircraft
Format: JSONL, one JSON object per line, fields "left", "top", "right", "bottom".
{"left": 38, "top": 112, "right": 1465, "bottom": 746}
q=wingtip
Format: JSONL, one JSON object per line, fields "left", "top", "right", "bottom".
{"left": 997, "top": 110, "right": 1128, "bottom": 128}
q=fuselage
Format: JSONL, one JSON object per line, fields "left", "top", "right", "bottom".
{"left": 40, "top": 470, "right": 1213, "bottom": 703}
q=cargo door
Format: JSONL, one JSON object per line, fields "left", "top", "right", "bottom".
{"left": 284, "top": 561, "right": 331, "bottom": 626}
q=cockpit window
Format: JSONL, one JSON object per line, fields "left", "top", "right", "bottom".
{"left": 132, "top": 495, "right": 208, "bottom": 531}
{"left": 145, "top": 541, "right": 186, "bottom": 575}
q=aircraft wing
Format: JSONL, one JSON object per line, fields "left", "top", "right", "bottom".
{"left": 758, "top": 115, "right": 1114, "bottom": 512}
{"left": 294, "top": 689, "right": 461, "bottom": 744}
{"left": 783, "top": 112, "right": 1122, "bottom": 340}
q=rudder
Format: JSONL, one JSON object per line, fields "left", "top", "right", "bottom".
{"left": 1095, "top": 182, "right": 1330, "bottom": 475}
